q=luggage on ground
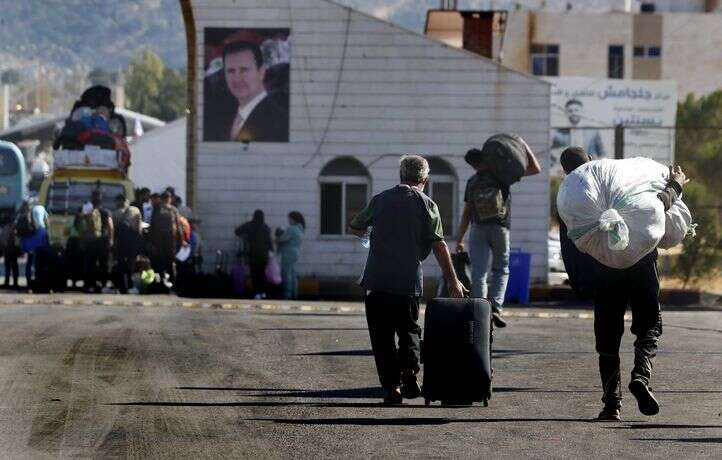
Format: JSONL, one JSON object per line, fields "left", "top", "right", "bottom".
{"left": 422, "top": 297, "right": 493, "bottom": 406}
{"left": 231, "top": 262, "right": 246, "bottom": 296}
{"left": 31, "top": 245, "right": 66, "bottom": 293}
{"left": 557, "top": 157, "right": 692, "bottom": 269}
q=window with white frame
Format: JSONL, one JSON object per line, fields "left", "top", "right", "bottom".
{"left": 319, "top": 157, "right": 370, "bottom": 235}
{"left": 424, "top": 157, "right": 457, "bottom": 237}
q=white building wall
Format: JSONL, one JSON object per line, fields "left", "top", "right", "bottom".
{"left": 129, "top": 118, "right": 187, "bottom": 200}
{"left": 191, "top": 0, "right": 551, "bottom": 283}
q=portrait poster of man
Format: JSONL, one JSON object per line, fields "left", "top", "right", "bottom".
{"left": 203, "top": 28, "right": 290, "bottom": 143}
{"left": 546, "top": 77, "right": 676, "bottom": 177}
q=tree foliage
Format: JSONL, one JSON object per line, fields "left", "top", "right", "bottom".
{"left": 673, "top": 91, "right": 722, "bottom": 284}
{"left": 673, "top": 182, "right": 721, "bottom": 287}
{"left": 124, "top": 49, "right": 186, "bottom": 122}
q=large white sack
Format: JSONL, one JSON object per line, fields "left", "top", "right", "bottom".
{"left": 557, "top": 157, "right": 676, "bottom": 269}
{"left": 658, "top": 199, "right": 692, "bottom": 250}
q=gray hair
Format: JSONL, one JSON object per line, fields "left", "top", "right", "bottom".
{"left": 399, "top": 154, "right": 430, "bottom": 184}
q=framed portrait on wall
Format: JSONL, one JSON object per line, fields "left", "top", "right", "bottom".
{"left": 203, "top": 28, "right": 290, "bottom": 143}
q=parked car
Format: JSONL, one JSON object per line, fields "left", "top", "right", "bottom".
{"left": 548, "top": 231, "right": 565, "bottom": 273}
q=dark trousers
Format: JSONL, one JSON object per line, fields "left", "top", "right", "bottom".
{"left": 594, "top": 251, "right": 663, "bottom": 408}
{"left": 25, "top": 252, "right": 34, "bottom": 283}
{"left": 365, "top": 291, "right": 422, "bottom": 390}
{"left": 84, "top": 240, "right": 109, "bottom": 292}
{"left": 4, "top": 252, "right": 18, "bottom": 286}
{"left": 249, "top": 260, "right": 267, "bottom": 295}
{"left": 113, "top": 249, "right": 136, "bottom": 294}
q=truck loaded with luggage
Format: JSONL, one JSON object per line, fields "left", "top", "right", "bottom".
{"left": 28, "top": 85, "right": 136, "bottom": 293}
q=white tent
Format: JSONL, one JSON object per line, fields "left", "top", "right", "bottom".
{"left": 129, "top": 117, "right": 186, "bottom": 200}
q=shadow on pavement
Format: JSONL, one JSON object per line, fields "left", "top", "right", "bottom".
{"left": 109, "top": 401, "right": 452, "bottom": 409}
{"left": 177, "top": 386, "right": 385, "bottom": 398}
{"left": 260, "top": 328, "right": 368, "bottom": 331}
{"left": 631, "top": 438, "right": 722, "bottom": 443}
{"left": 610, "top": 424, "right": 722, "bottom": 429}
{"left": 249, "top": 417, "right": 596, "bottom": 426}
{"left": 174, "top": 386, "right": 722, "bottom": 396}
{"left": 256, "top": 313, "right": 366, "bottom": 317}
{"left": 295, "top": 349, "right": 373, "bottom": 356}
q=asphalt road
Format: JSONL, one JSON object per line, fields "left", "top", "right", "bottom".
{"left": 0, "top": 301, "right": 719, "bottom": 458}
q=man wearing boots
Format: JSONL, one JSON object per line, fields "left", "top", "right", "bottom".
{"left": 558, "top": 147, "right": 689, "bottom": 421}
{"left": 349, "top": 154, "right": 466, "bottom": 404}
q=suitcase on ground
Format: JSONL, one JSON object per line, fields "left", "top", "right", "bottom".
{"left": 422, "top": 297, "right": 493, "bottom": 406}
{"left": 31, "top": 245, "right": 66, "bottom": 293}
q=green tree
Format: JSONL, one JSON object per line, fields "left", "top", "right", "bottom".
{"left": 124, "top": 48, "right": 186, "bottom": 122}
{"left": 157, "top": 67, "right": 187, "bottom": 122}
{"left": 673, "top": 182, "right": 722, "bottom": 287}
{"left": 1, "top": 69, "right": 20, "bottom": 85}
{"left": 125, "top": 48, "right": 165, "bottom": 119}
{"left": 676, "top": 91, "right": 722, "bottom": 199}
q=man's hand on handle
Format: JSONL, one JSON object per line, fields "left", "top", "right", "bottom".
{"left": 447, "top": 278, "right": 468, "bottom": 298}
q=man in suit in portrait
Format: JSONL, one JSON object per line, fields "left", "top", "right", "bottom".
{"left": 204, "top": 39, "right": 289, "bottom": 143}
{"left": 552, "top": 99, "right": 606, "bottom": 159}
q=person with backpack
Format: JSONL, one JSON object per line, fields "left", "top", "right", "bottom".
{"left": 149, "top": 191, "right": 184, "bottom": 285}
{"left": 455, "top": 139, "right": 541, "bottom": 328}
{"left": 112, "top": 194, "right": 142, "bottom": 294}
{"left": 17, "top": 201, "right": 49, "bottom": 289}
{"left": 80, "top": 191, "right": 114, "bottom": 293}
{"left": 235, "top": 209, "right": 273, "bottom": 299}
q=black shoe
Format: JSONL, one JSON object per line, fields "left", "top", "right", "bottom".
{"left": 383, "top": 387, "right": 402, "bottom": 405}
{"left": 492, "top": 312, "right": 507, "bottom": 328}
{"left": 401, "top": 373, "right": 422, "bottom": 399}
{"left": 629, "top": 379, "right": 659, "bottom": 416}
{"left": 595, "top": 406, "right": 621, "bottom": 421}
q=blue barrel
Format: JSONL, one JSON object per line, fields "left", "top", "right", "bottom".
{"left": 505, "top": 249, "right": 531, "bottom": 304}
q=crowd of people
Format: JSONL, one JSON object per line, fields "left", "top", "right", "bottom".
{"left": 0, "top": 189, "right": 307, "bottom": 300}
{"left": 0, "top": 186, "right": 201, "bottom": 295}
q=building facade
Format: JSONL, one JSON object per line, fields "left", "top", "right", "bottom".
{"left": 186, "top": 0, "right": 551, "bottom": 291}
{"left": 425, "top": 1, "right": 722, "bottom": 98}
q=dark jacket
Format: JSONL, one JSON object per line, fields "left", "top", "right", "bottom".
{"left": 205, "top": 92, "right": 289, "bottom": 143}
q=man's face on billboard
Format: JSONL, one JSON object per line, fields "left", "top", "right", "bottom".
{"left": 566, "top": 102, "right": 583, "bottom": 126}
{"left": 224, "top": 49, "right": 266, "bottom": 105}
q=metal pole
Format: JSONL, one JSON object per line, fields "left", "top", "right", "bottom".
{"left": 614, "top": 124, "right": 624, "bottom": 160}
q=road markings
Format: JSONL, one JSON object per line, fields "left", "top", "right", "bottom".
{"left": 0, "top": 294, "right": 634, "bottom": 321}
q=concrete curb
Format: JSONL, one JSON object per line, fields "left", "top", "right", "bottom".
{"left": 0, "top": 294, "right": 633, "bottom": 321}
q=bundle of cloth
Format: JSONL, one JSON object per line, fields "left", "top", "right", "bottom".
{"left": 557, "top": 157, "right": 692, "bottom": 269}
{"left": 465, "top": 133, "right": 531, "bottom": 186}
{"left": 53, "top": 85, "right": 131, "bottom": 171}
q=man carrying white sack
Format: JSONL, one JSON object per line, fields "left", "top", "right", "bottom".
{"left": 558, "top": 147, "right": 690, "bottom": 421}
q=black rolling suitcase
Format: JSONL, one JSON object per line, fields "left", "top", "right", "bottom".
{"left": 422, "top": 297, "right": 493, "bottom": 406}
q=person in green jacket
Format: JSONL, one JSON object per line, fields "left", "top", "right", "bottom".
{"left": 275, "top": 211, "right": 305, "bottom": 300}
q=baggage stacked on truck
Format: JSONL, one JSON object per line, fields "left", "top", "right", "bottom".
{"left": 52, "top": 85, "right": 131, "bottom": 175}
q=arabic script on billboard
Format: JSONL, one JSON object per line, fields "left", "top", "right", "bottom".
{"left": 546, "top": 77, "right": 677, "bottom": 176}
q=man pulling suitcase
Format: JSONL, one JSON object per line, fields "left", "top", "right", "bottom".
{"left": 349, "top": 155, "right": 466, "bottom": 405}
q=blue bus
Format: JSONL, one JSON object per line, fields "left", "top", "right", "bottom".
{"left": 0, "top": 141, "right": 28, "bottom": 224}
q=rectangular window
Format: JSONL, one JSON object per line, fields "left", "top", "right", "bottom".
{"left": 320, "top": 181, "right": 369, "bottom": 235}
{"left": 345, "top": 183, "right": 368, "bottom": 231}
{"left": 647, "top": 46, "right": 661, "bottom": 57}
{"left": 320, "top": 183, "right": 342, "bottom": 235}
{"left": 608, "top": 45, "right": 624, "bottom": 79}
{"left": 431, "top": 182, "right": 455, "bottom": 237}
{"left": 633, "top": 46, "right": 645, "bottom": 57}
{"left": 530, "top": 44, "right": 559, "bottom": 76}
